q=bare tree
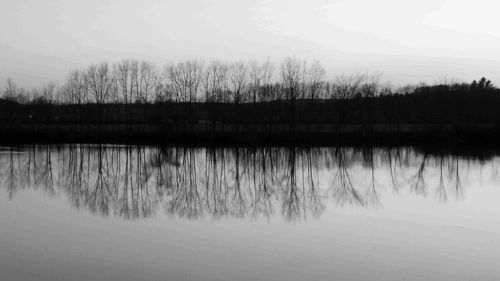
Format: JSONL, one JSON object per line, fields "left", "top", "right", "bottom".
{"left": 397, "top": 83, "right": 417, "bottom": 95}
{"left": 248, "top": 59, "right": 275, "bottom": 103}
{"left": 248, "top": 60, "right": 262, "bottom": 103}
{"left": 229, "top": 61, "right": 248, "bottom": 103}
{"left": 152, "top": 75, "right": 166, "bottom": 103}
{"left": 280, "top": 57, "right": 306, "bottom": 132}
{"left": 379, "top": 82, "right": 394, "bottom": 96}
{"left": 120, "top": 60, "right": 158, "bottom": 103}
{"left": 113, "top": 60, "right": 132, "bottom": 104}
{"left": 85, "top": 63, "right": 114, "bottom": 104}
{"left": 166, "top": 60, "right": 204, "bottom": 103}
{"left": 41, "top": 82, "right": 57, "bottom": 104}
{"left": 3, "top": 78, "right": 26, "bottom": 103}
{"left": 307, "top": 60, "right": 326, "bottom": 100}
{"left": 138, "top": 61, "right": 158, "bottom": 103}
{"left": 203, "top": 60, "right": 229, "bottom": 103}
{"left": 332, "top": 73, "right": 365, "bottom": 99}
{"left": 259, "top": 59, "right": 275, "bottom": 102}
{"left": 360, "top": 71, "right": 383, "bottom": 98}
{"left": 280, "top": 57, "right": 305, "bottom": 101}
{"left": 61, "top": 70, "right": 88, "bottom": 104}
{"left": 129, "top": 60, "right": 139, "bottom": 102}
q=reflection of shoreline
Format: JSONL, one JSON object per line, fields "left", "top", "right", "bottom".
{"left": 0, "top": 146, "right": 476, "bottom": 221}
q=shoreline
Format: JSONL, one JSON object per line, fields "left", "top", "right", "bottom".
{"left": 2, "top": 123, "right": 500, "bottom": 146}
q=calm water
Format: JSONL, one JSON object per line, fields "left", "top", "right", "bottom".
{"left": 1, "top": 145, "right": 499, "bottom": 281}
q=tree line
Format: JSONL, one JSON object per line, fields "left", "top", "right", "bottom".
{"left": 2, "top": 57, "right": 400, "bottom": 105}
{"left": 2, "top": 57, "right": 500, "bottom": 145}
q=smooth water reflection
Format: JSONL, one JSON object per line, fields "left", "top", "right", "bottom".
{"left": 0, "top": 146, "right": 483, "bottom": 220}
{"left": 1, "top": 145, "right": 500, "bottom": 280}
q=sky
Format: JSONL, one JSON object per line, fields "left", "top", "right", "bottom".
{"left": 2, "top": 0, "right": 500, "bottom": 89}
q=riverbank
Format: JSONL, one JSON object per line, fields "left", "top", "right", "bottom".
{"left": 2, "top": 123, "right": 500, "bottom": 146}
{"left": 2, "top": 92, "right": 500, "bottom": 146}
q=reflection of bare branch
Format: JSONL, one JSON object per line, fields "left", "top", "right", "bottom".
{"left": 305, "top": 148, "right": 325, "bottom": 218}
{"left": 0, "top": 145, "right": 485, "bottom": 221}
{"left": 167, "top": 148, "right": 202, "bottom": 219}
{"left": 435, "top": 156, "right": 447, "bottom": 202}
{"left": 249, "top": 148, "right": 274, "bottom": 220}
{"left": 41, "top": 146, "right": 54, "bottom": 195}
{"left": 118, "top": 146, "right": 132, "bottom": 218}
{"left": 6, "top": 148, "right": 18, "bottom": 199}
{"left": 88, "top": 145, "right": 110, "bottom": 215}
{"left": 386, "top": 148, "right": 401, "bottom": 193}
{"left": 282, "top": 148, "right": 301, "bottom": 221}
{"left": 452, "top": 157, "right": 464, "bottom": 200}
{"left": 410, "top": 154, "right": 427, "bottom": 196}
{"left": 19, "top": 146, "right": 33, "bottom": 191}
{"left": 230, "top": 149, "right": 247, "bottom": 218}
{"left": 331, "top": 148, "right": 364, "bottom": 207}
{"left": 364, "top": 148, "right": 382, "bottom": 208}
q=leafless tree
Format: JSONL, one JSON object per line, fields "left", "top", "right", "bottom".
{"left": 397, "top": 83, "right": 418, "bottom": 95}
{"left": 280, "top": 57, "right": 305, "bottom": 101}
{"left": 360, "top": 71, "right": 383, "bottom": 97}
{"left": 138, "top": 61, "right": 158, "bottom": 103}
{"left": 203, "top": 60, "right": 229, "bottom": 103}
{"left": 85, "top": 63, "right": 114, "bottom": 104}
{"left": 41, "top": 82, "right": 57, "bottom": 104}
{"left": 332, "top": 73, "right": 365, "bottom": 99}
{"left": 229, "top": 61, "right": 248, "bottom": 103}
{"left": 248, "top": 61, "right": 262, "bottom": 103}
{"left": 259, "top": 59, "right": 275, "bottom": 102}
{"left": 129, "top": 60, "right": 139, "bottom": 102}
{"left": 152, "top": 74, "right": 166, "bottom": 103}
{"left": 113, "top": 60, "right": 132, "bottom": 104}
{"left": 166, "top": 60, "right": 204, "bottom": 103}
{"left": 248, "top": 59, "right": 275, "bottom": 102}
{"left": 2, "top": 78, "right": 28, "bottom": 103}
{"left": 379, "top": 82, "right": 394, "bottom": 96}
{"left": 307, "top": 60, "right": 326, "bottom": 99}
{"left": 3, "top": 78, "right": 17, "bottom": 98}
{"left": 61, "top": 70, "right": 87, "bottom": 104}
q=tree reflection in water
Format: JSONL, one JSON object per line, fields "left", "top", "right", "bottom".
{"left": 0, "top": 145, "right": 492, "bottom": 221}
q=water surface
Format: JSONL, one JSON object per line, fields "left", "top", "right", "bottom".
{"left": 1, "top": 145, "right": 499, "bottom": 281}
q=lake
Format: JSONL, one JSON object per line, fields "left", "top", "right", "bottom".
{"left": 1, "top": 145, "right": 499, "bottom": 281}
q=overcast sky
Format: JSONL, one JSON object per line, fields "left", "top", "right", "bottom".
{"left": 2, "top": 0, "right": 500, "bottom": 88}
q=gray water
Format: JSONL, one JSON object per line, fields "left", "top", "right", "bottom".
{"left": 1, "top": 145, "right": 499, "bottom": 281}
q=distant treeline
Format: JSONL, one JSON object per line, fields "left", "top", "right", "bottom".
{"left": 1, "top": 57, "right": 465, "bottom": 104}
{"left": 1, "top": 58, "right": 499, "bottom": 144}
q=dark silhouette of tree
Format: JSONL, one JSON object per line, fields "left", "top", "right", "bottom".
{"left": 307, "top": 60, "right": 325, "bottom": 100}
{"left": 478, "top": 77, "right": 493, "bottom": 89}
